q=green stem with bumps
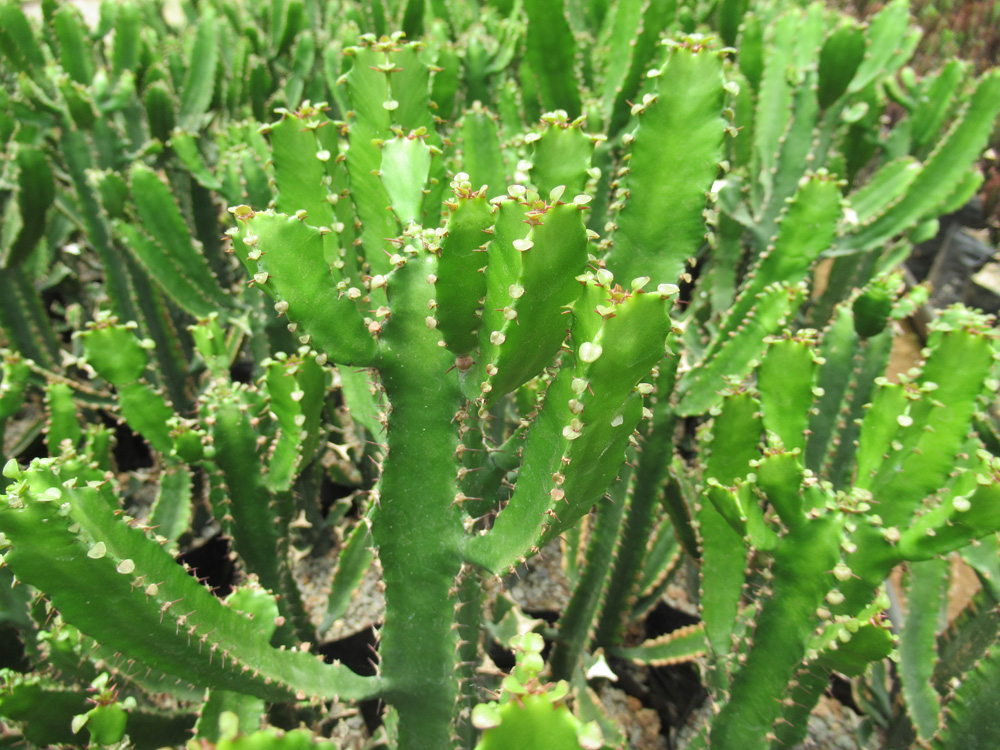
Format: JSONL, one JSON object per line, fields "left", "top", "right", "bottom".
{"left": 372, "top": 252, "right": 464, "bottom": 750}
{"left": 709, "top": 515, "right": 841, "bottom": 750}
{"left": 0, "top": 455, "right": 375, "bottom": 703}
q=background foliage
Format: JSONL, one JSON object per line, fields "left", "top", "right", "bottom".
{"left": 1, "top": 0, "right": 999, "bottom": 748}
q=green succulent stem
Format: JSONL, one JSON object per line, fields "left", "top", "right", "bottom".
{"left": 371, "top": 252, "right": 464, "bottom": 750}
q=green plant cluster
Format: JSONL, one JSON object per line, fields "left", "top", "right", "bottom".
{"left": 1, "top": 0, "right": 1000, "bottom": 748}
{"left": 846, "top": 0, "right": 1000, "bottom": 230}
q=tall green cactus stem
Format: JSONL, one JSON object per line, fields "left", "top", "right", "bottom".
{"left": 549, "top": 460, "right": 632, "bottom": 680}
{"left": 521, "top": 0, "right": 581, "bottom": 121}
{"left": 0, "top": 352, "right": 29, "bottom": 424}
{"left": 44, "top": 382, "right": 83, "bottom": 454}
{"left": 261, "top": 352, "right": 328, "bottom": 493}
{"left": 177, "top": 7, "right": 219, "bottom": 130}
{"left": 709, "top": 485, "right": 843, "bottom": 750}
{"left": 455, "top": 104, "right": 507, "bottom": 199}
{"left": 468, "top": 194, "right": 589, "bottom": 406}
{"left": 0, "top": 268, "right": 61, "bottom": 372}
{"left": 597, "top": 0, "right": 678, "bottom": 138}
{"left": 454, "top": 565, "right": 486, "bottom": 749}
{"left": 368, "top": 249, "right": 464, "bottom": 749}
{"left": 435, "top": 176, "right": 492, "bottom": 355}
{"left": 60, "top": 125, "right": 139, "bottom": 326}
{"left": 757, "top": 331, "right": 821, "bottom": 453}
{"left": 697, "top": 389, "right": 761, "bottom": 693}
{"left": 592, "top": 353, "right": 682, "bottom": 647}
{"left": 266, "top": 103, "right": 340, "bottom": 230}
{"left": 341, "top": 34, "right": 414, "bottom": 272}
{"left": 603, "top": 35, "right": 726, "bottom": 288}
{"left": 2, "top": 146, "right": 55, "bottom": 269}
{"left": 899, "top": 557, "right": 951, "bottom": 741}
{"left": 200, "top": 380, "right": 311, "bottom": 643}
{"left": 0, "top": 2, "right": 44, "bottom": 75}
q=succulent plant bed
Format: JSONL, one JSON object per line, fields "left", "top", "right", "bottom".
{"left": 2, "top": 1, "right": 1000, "bottom": 749}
